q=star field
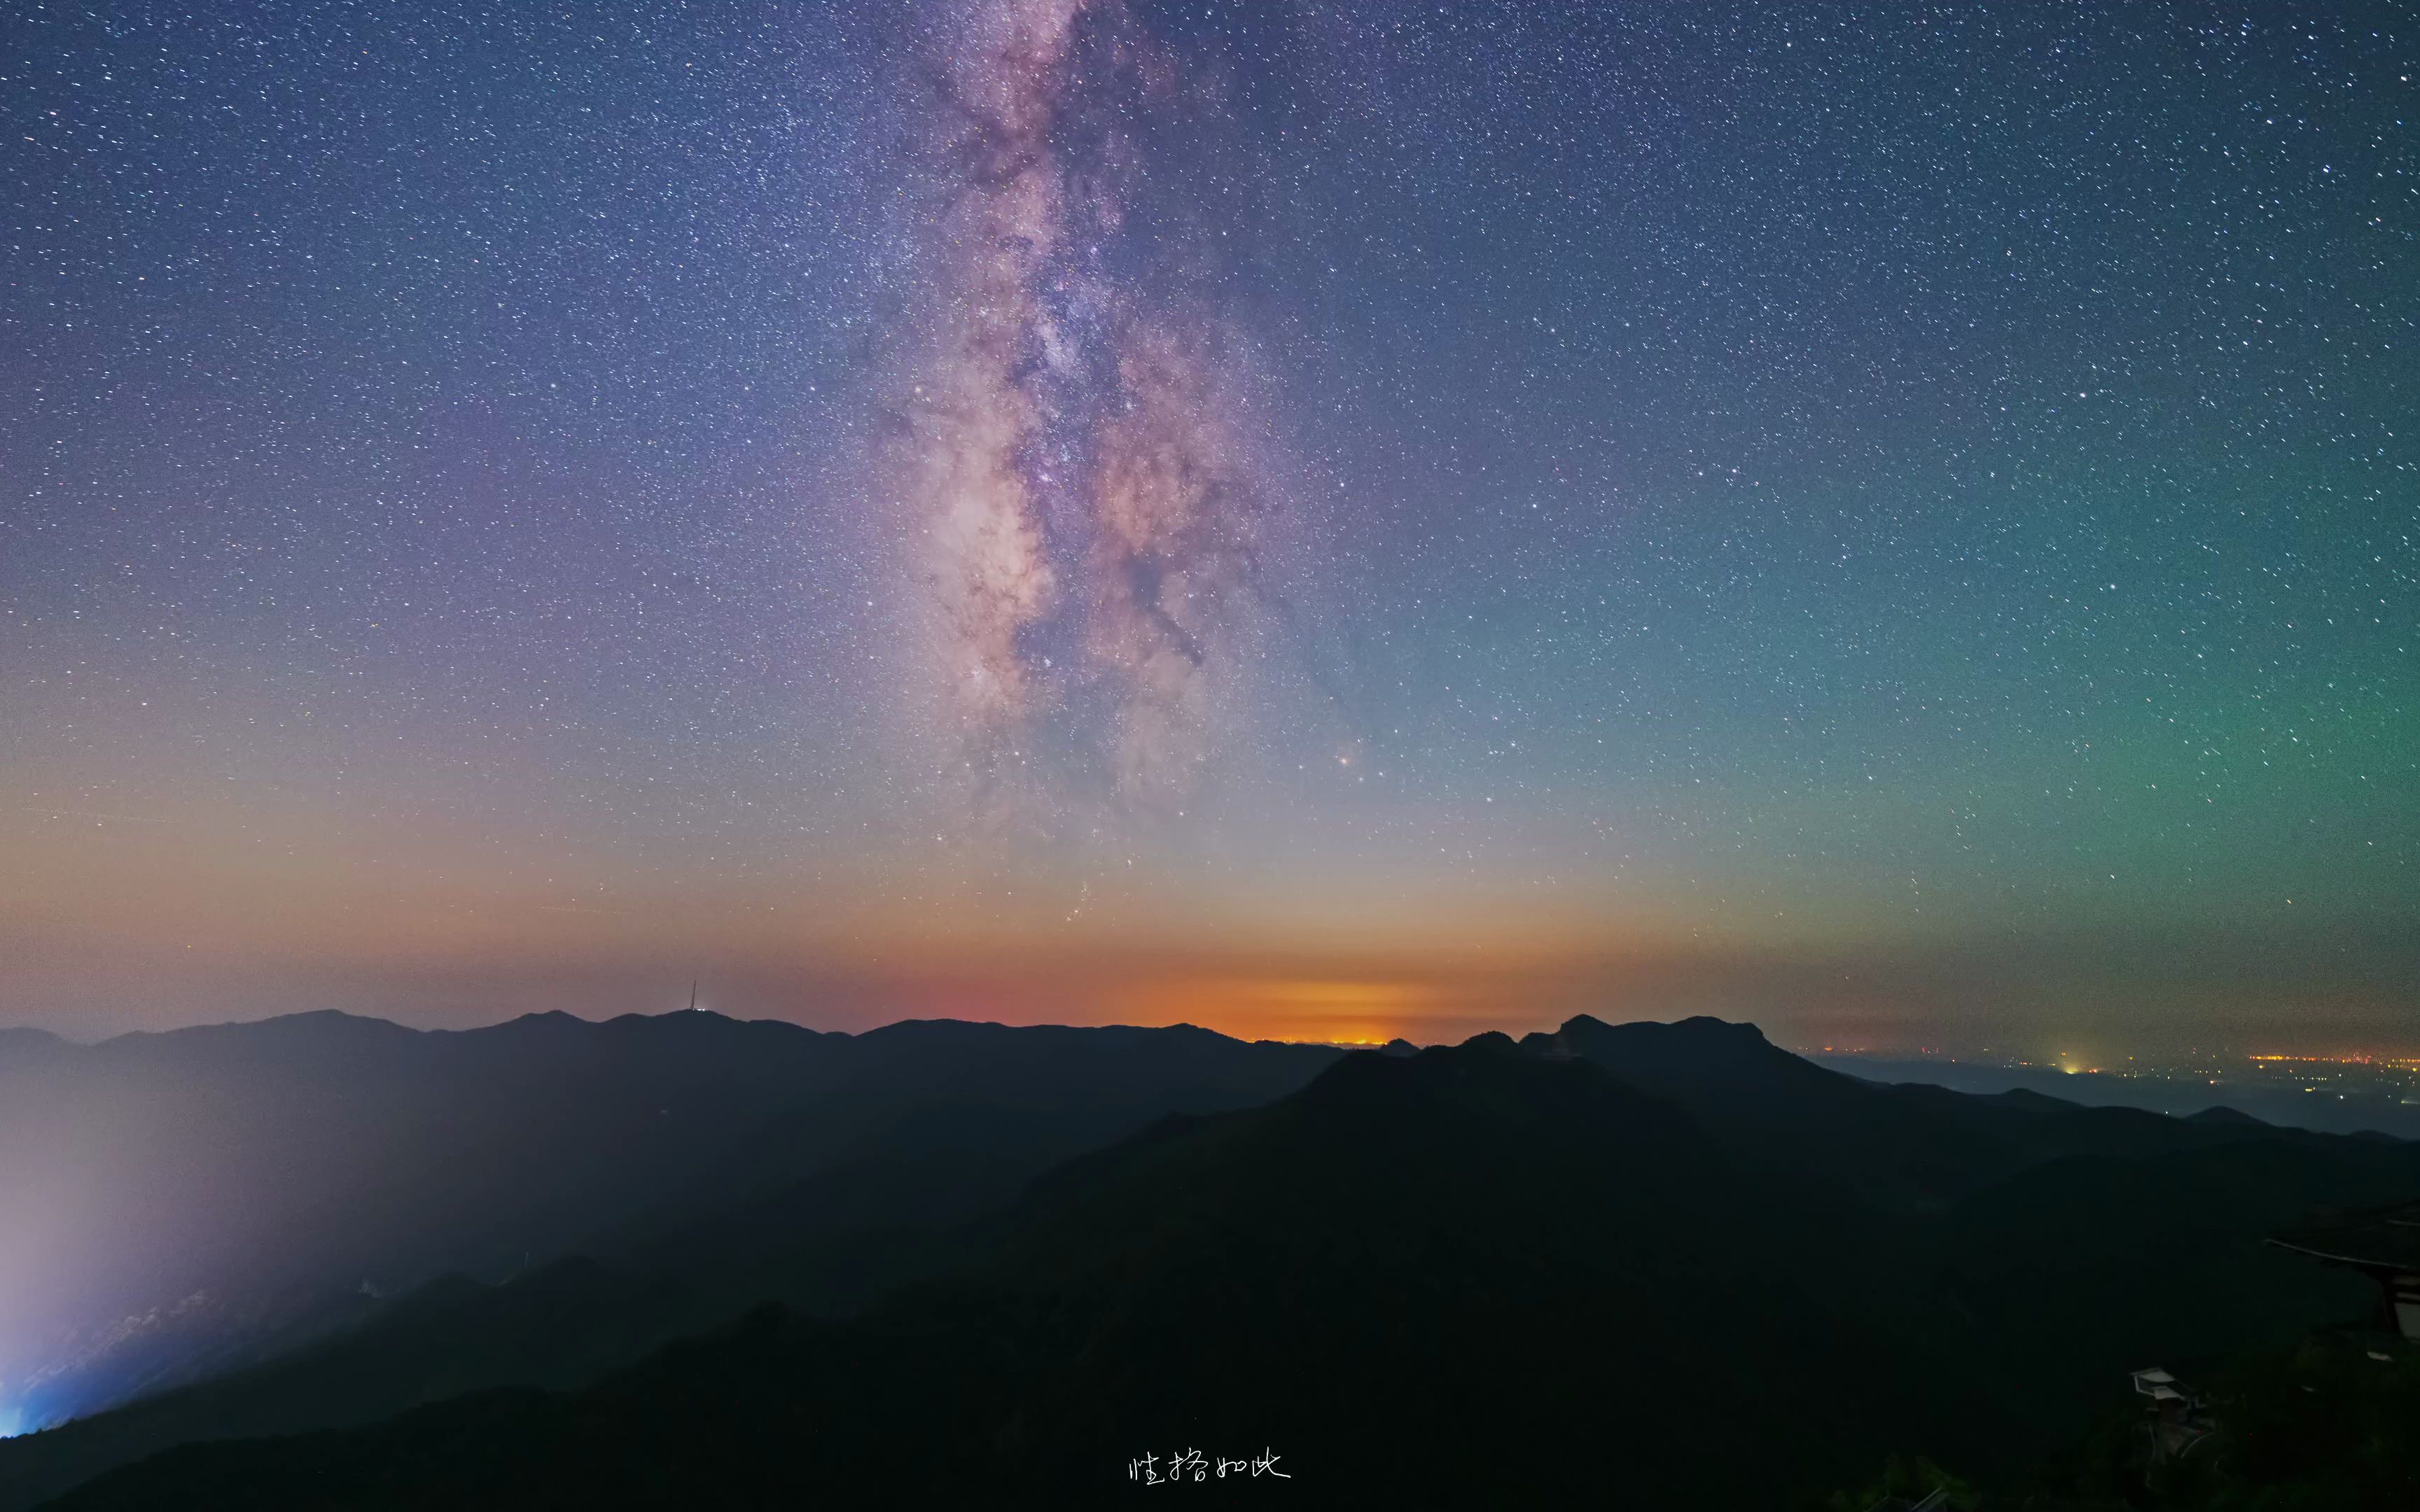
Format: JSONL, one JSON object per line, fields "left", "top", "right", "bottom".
{"left": 2, "top": 1, "right": 2414, "bottom": 1052}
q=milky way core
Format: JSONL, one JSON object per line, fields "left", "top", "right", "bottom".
{"left": 891, "top": 0, "right": 1280, "bottom": 828}
{"left": 8, "top": 0, "right": 2413, "bottom": 1053}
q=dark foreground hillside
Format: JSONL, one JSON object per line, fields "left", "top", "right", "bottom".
{"left": 27, "top": 1020, "right": 2420, "bottom": 1511}
{"left": 0, "top": 1014, "right": 1341, "bottom": 1510}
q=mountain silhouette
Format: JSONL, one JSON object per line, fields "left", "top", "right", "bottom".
{"left": 12, "top": 1016, "right": 2414, "bottom": 1509}
{"left": 0, "top": 1010, "right": 1337, "bottom": 1506}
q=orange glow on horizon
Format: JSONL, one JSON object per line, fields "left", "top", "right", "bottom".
{"left": 1117, "top": 974, "right": 1456, "bottom": 1048}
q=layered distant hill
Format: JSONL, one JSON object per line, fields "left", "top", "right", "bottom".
{"left": 4, "top": 1013, "right": 2413, "bottom": 1509}
{"left": 1814, "top": 1050, "right": 2420, "bottom": 1142}
{"left": 0, "top": 1011, "right": 1340, "bottom": 1449}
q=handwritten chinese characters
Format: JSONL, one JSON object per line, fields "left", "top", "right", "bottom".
{"left": 1127, "top": 1447, "right": 1288, "bottom": 1484}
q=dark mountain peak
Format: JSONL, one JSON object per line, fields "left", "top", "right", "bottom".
{"left": 861, "top": 1018, "right": 1108, "bottom": 1050}
{"left": 1529, "top": 1012, "right": 2103, "bottom": 1214}
{"left": 213, "top": 1009, "right": 410, "bottom": 1035}
{"left": 1130, "top": 1021, "right": 1249, "bottom": 1049}
{"left": 1006, "top": 1031, "right": 1713, "bottom": 1245}
{"left": 592, "top": 1010, "right": 819, "bottom": 1041}
{"left": 1562, "top": 1011, "right": 1769, "bottom": 1044}
{"left": 1520, "top": 1018, "right": 1884, "bottom": 1149}
{"left": 1680, "top": 1014, "right": 1769, "bottom": 1042}
{"left": 851, "top": 1018, "right": 1313, "bottom": 1062}
{"left": 1293, "top": 1032, "right": 1660, "bottom": 1126}
{"left": 1379, "top": 1038, "right": 1420, "bottom": 1056}
{"left": 478, "top": 1010, "right": 590, "bottom": 1034}
{"left": 1546, "top": 1013, "right": 1808, "bottom": 1088}
{"left": 2189, "top": 1105, "right": 2268, "bottom": 1128}
{"left": 863, "top": 1016, "right": 1008, "bottom": 1036}
{"left": 862, "top": 1016, "right": 1129, "bottom": 1043}
{"left": 119, "top": 1010, "right": 419, "bottom": 1054}
{"left": 1298, "top": 1038, "right": 1466, "bottom": 1094}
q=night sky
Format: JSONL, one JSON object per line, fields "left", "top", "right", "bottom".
{"left": 4, "top": 1, "right": 2414, "bottom": 1054}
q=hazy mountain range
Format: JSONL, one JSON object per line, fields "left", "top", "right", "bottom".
{"left": 0, "top": 1012, "right": 1337, "bottom": 1439}
{"left": 1, "top": 1010, "right": 2412, "bottom": 1508}
{"left": 1814, "top": 1051, "right": 2420, "bottom": 1142}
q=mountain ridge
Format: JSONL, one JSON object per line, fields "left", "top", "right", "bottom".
{"left": 0, "top": 1011, "right": 1342, "bottom": 1449}
{"left": 10, "top": 1012, "right": 2414, "bottom": 1508}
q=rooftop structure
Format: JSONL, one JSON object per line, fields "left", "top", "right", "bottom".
{"left": 2129, "top": 1366, "right": 2215, "bottom": 1463}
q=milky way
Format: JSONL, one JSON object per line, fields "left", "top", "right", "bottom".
{"left": 6, "top": 1, "right": 2415, "bottom": 1051}
{"left": 891, "top": 0, "right": 1281, "bottom": 827}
